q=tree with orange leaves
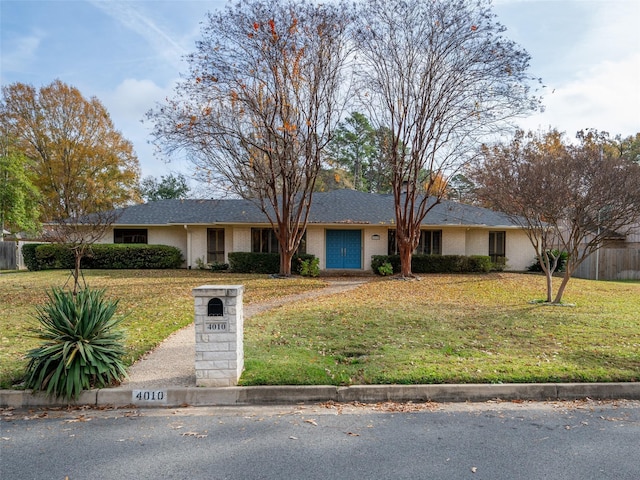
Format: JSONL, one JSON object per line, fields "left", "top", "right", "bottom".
{"left": 1, "top": 80, "right": 139, "bottom": 222}
{"left": 1, "top": 80, "right": 140, "bottom": 292}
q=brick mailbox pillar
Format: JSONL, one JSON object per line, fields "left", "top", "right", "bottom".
{"left": 192, "top": 285, "right": 244, "bottom": 387}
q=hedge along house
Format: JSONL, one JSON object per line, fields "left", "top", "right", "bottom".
{"left": 97, "top": 189, "right": 535, "bottom": 272}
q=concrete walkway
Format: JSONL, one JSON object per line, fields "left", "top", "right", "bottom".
{"left": 121, "top": 277, "right": 372, "bottom": 389}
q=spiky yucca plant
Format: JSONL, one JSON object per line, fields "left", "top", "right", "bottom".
{"left": 25, "top": 287, "right": 127, "bottom": 400}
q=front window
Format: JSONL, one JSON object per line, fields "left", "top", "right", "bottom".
{"left": 252, "top": 228, "right": 280, "bottom": 253}
{"left": 114, "top": 228, "right": 147, "bottom": 244}
{"left": 251, "top": 228, "right": 306, "bottom": 254}
{"left": 207, "top": 228, "right": 225, "bottom": 263}
{"left": 416, "top": 230, "right": 442, "bottom": 255}
{"left": 489, "top": 231, "right": 506, "bottom": 263}
{"left": 388, "top": 229, "right": 442, "bottom": 255}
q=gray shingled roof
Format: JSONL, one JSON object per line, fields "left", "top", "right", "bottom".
{"left": 113, "top": 190, "right": 519, "bottom": 228}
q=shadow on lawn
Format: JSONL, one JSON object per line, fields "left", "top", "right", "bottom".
{"left": 560, "top": 349, "right": 640, "bottom": 381}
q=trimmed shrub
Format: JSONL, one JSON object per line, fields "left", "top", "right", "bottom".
{"left": 372, "top": 254, "right": 494, "bottom": 275}
{"left": 377, "top": 262, "right": 394, "bottom": 276}
{"left": 528, "top": 250, "right": 568, "bottom": 273}
{"left": 228, "top": 252, "right": 279, "bottom": 273}
{"left": 466, "top": 255, "right": 494, "bottom": 273}
{"left": 371, "top": 254, "right": 401, "bottom": 274}
{"left": 35, "top": 244, "right": 75, "bottom": 270}
{"left": 228, "top": 252, "right": 315, "bottom": 274}
{"left": 21, "top": 243, "right": 43, "bottom": 271}
{"left": 21, "top": 243, "right": 183, "bottom": 270}
{"left": 84, "top": 244, "right": 183, "bottom": 269}
{"left": 209, "top": 262, "right": 230, "bottom": 272}
{"left": 298, "top": 256, "right": 320, "bottom": 277}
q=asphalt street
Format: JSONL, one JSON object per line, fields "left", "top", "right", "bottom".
{"left": 2, "top": 399, "right": 639, "bottom": 480}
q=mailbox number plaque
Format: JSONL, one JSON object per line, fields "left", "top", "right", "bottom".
{"left": 206, "top": 321, "right": 228, "bottom": 332}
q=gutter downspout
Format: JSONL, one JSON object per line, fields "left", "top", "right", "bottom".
{"left": 184, "top": 225, "right": 192, "bottom": 269}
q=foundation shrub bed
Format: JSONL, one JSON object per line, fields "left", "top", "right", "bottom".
{"left": 371, "top": 254, "right": 494, "bottom": 275}
{"left": 22, "top": 243, "right": 183, "bottom": 270}
{"left": 228, "top": 252, "right": 315, "bottom": 274}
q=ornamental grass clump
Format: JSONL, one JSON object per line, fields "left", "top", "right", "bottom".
{"left": 24, "top": 287, "right": 127, "bottom": 400}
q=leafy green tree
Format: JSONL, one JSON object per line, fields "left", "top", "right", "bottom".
{"left": 140, "top": 173, "right": 190, "bottom": 202}
{"left": 0, "top": 139, "right": 40, "bottom": 239}
{"left": 326, "top": 112, "right": 378, "bottom": 191}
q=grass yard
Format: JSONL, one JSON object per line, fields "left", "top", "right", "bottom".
{"left": 1, "top": 270, "right": 638, "bottom": 389}
{"left": 240, "top": 273, "right": 640, "bottom": 386}
{"left": 0, "top": 269, "right": 325, "bottom": 388}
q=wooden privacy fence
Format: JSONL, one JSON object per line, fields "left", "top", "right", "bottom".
{"left": 0, "top": 241, "right": 17, "bottom": 270}
{"left": 574, "top": 248, "right": 640, "bottom": 280}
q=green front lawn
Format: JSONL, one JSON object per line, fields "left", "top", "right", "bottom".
{"left": 1, "top": 270, "right": 638, "bottom": 388}
{"left": 240, "top": 273, "right": 640, "bottom": 385}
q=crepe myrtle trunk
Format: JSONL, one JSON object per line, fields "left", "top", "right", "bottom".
{"left": 536, "top": 248, "right": 562, "bottom": 303}
{"left": 395, "top": 220, "right": 421, "bottom": 278}
{"left": 280, "top": 249, "right": 294, "bottom": 277}
{"left": 274, "top": 222, "right": 295, "bottom": 277}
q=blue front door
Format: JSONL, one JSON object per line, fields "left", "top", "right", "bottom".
{"left": 326, "top": 230, "right": 362, "bottom": 269}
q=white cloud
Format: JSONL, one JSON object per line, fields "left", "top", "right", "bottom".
{"left": 1, "top": 31, "right": 43, "bottom": 73}
{"left": 108, "top": 78, "right": 169, "bottom": 118}
{"left": 88, "top": 0, "right": 188, "bottom": 70}
{"left": 520, "top": 53, "right": 640, "bottom": 137}
{"left": 100, "top": 77, "right": 190, "bottom": 177}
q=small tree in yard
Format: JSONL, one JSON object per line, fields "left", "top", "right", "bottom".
{"left": 471, "top": 129, "right": 640, "bottom": 304}
{"left": 148, "top": 0, "right": 352, "bottom": 276}
{"left": 46, "top": 209, "right": 121, "bottom": 295}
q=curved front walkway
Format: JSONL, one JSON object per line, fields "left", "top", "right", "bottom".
{"left": 120, "top": 278, "right": 372, "bottom": 389}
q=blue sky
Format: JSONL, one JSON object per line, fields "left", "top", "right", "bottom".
{"left": 2, "top": 0, "right": 639, "bottom": 182}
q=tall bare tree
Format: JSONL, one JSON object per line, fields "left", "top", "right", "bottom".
{"left": 352, "top": 0, "right": 541, "bottom": 277}
{"left": 471, "top": 129, "right": 640, "bottom": 303}
{"left": 149, "top": 0, "right": 352, "bottom": 276}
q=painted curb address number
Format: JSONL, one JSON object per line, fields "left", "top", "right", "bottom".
{"left": 133, "top": 390, "right": 168, "bottom": 404}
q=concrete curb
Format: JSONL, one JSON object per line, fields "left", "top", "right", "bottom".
{"left": 2, "top": 383, "right": 639, "bottom": 409}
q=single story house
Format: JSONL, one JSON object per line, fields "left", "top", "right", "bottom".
{"left": 97, "top": 189, "right": 535, "bottom": 272}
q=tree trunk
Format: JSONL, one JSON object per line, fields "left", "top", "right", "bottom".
{"left": 72, "top": 250, "right": 82, "bottom": 296}
{"left": 398, "top": 241, "right": 413, "bottom": 278}
{"left": 544, "top": 270, "right": 553, "bottom": 303}
{"left": 553, "top": 271, "right": 572, "bottom": 304}
{"left": 280, "top": 249, "right": 293, "bottom": 277}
